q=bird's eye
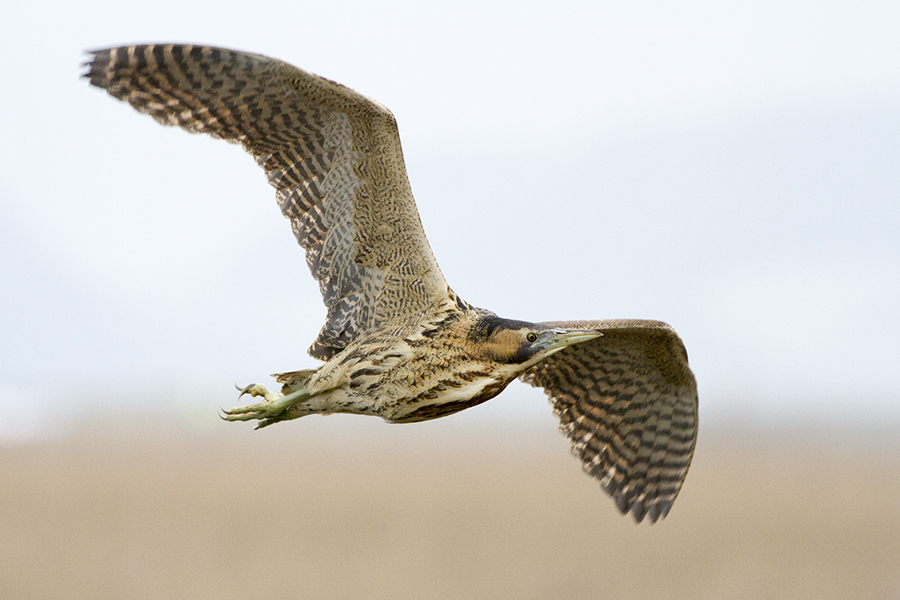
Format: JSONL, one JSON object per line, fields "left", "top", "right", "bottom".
{"left": 526, "top": 332, "right": 538, "bottom": 343}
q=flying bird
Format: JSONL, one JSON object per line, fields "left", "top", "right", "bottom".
{"left": 83, "top": 44, "right": 698, "bottom": 523}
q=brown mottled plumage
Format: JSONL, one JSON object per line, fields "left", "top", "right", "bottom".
{"left": 83, "top": 44, "right": 698, "bottom": 523}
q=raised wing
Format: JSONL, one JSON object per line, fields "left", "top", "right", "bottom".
{"left": 84, "top": 44, "right": 452, "bottom": 360}
{"left": 520, "top": 319, "right": 698, "bottom": 523}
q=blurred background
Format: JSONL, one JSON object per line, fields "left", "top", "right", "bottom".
{"left": 1, "top": 1, "right": 898, "bottom": 598}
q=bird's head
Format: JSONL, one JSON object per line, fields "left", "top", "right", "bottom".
{"left": 468, "top": 315, "right": 602, "bottom": 368}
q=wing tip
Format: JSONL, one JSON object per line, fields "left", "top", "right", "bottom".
{"left": 80, "top": 48, "right": 108, "bottom": 87}
{"left": 611, "top": 489, "right": 673, "bottom": 524}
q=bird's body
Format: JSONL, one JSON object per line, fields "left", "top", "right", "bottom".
{"left": 258, "top": 309, "right": 603, "bottom": 426}
{"left": 264, "top": 311, "right": 563, "bottom": 424}
{"left": 84, "top": 44, "right": 698, "bottom": 523}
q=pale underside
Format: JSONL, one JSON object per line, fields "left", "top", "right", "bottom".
{"left": 84, "top": 44, "right": 698, "bottom": 523}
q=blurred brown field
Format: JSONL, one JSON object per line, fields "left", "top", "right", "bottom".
{"left": 1, "top": 412, "right": 898, "bottom": 600}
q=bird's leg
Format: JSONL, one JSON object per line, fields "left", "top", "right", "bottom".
{"left": 220, "top": 383, "right": 311, "bottom": 428}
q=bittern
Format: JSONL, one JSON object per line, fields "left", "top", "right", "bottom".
{"left": 84, "top": 44, "right": 698, "bottom": 523}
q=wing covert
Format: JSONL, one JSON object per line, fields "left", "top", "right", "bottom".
{"left": 520, "top": 319, "right": 698, "bottom": 523}
{"left": 83, "top": 44, "right": 451, "bottom": 360}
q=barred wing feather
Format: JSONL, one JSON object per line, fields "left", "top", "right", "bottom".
{"left": 84, "top": 44, "right": 451, "bottom": 360}
{"left": 520, "top": 319, "right": 698, "bottom": 523}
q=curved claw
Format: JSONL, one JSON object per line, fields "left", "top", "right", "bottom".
{"left": 219, "top": 407, "right": 245, "bottom": 418}
{"left": 235, "top": 382, "right": 256, "bottom": 400}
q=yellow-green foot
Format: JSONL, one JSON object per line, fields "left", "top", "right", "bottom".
{"left": 220, "top": 383, "right": 309, "bottom": 428}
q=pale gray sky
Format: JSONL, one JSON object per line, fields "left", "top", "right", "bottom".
{"left": 2, "top": 0, "right": 899, "bottom": 441}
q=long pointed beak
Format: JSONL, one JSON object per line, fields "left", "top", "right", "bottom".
{"left": 545, "top": 328, "right": 603, "bottom": 351}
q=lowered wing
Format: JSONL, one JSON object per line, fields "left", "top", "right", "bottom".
{"left": 520, "top": 319, "right": 698, "bottom": 523}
